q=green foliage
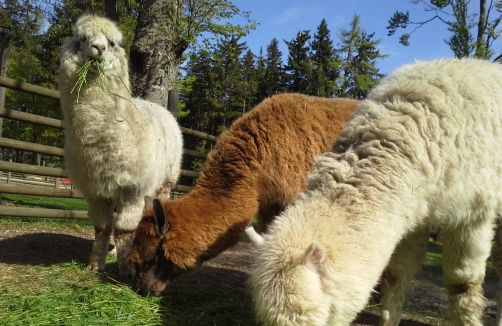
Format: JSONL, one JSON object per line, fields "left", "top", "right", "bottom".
{"left": 387, "top": 0, "right": 502, "bottom": 59}
{"left": 337, "top": 15, "right": 387, "bottom": 99}
{"left": 284, "top": 30, "right": 313, "bottom": 93}
{"left": 309, "top": 19, "right": 338, "bottom": 97}
{"left": 259, "top": 38, "right": 288, "bottom": 98}
{"left": 399, "top": 33, "right": 411, "bottom": 46}
{"left": 180, "top": 0, "right": 257, "bottom": 51}
{"left": 387, "top": 10, "right": 410, "bottom": 37}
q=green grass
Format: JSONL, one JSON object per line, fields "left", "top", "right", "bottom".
{"left": 0, "top": 194, "right": 91, "bottom": 228}
{"left": 426, "top": 246, "right": 495, "bottom": 269}
{"left": 0, "top": 261, "right": 165, "bottom": 326}
{"left": 0, "top": 258, "right": 255, "bottom": 326}
{"left": 426, "top": 251, "right": 442, "bottom": 263}
{"left": 1, "top": 193, "right": 88, "bottom": 210}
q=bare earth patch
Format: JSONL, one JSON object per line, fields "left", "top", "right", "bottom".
{"left": 0, "top": 221, "right": 499, "bottom": 325}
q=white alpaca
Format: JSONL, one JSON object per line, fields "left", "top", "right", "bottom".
{"left": 58, "top": 15, "right": 182, "bottom": 277}
{"left": 249, "top": 58, "right": 502, "bottom": 326}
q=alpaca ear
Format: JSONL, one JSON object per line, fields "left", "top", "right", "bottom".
{"left": 245, "top": 226, "right": 265, "bottom": 247}
{"left": 152, "top": 199, "right": 169, "bottom": 238}
{"left": 304, "top": 242, "right": 325, "bottom": 270}
{"left": 144, "top": 196, "right": 154, "bottom": 212}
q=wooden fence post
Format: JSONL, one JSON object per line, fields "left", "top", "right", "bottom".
{"left": 6, "top": 159, "right": 11, "bottom": 184}
{"left": 168, "top": 89, "right": 178, "bottom": 120}
{"left": 0, "top": 26, "right": 13, "bottom": 200}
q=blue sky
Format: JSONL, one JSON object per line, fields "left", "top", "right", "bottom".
{"left": 230, "top": 0, "right": 495, "bottom": 75}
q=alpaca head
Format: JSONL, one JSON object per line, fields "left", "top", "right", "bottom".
{"left": 60, "top": 15, "right": 127, "bottom": 80}
{"left": 127, "top": 198, "right": 189, "bottom": 296}
{"left": 251, "top": 241, "right": 331, "bottom": 326}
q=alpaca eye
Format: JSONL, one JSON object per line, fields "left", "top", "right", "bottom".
{"left": 80, "top": 36, "right": 87, "bottom": 42}
{"left": 110, "top": 41, "right": 115, "bottom": 47}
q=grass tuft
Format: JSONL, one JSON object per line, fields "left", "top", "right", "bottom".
{"left": 0, "top": 262, "right": 163, "bottom": 326}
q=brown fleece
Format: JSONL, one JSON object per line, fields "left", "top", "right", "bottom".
{"left": 133, "top": 93, "right": 359, "bottom": 271}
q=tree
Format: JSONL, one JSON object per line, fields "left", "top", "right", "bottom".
{"left": 258, "top": 38, "right": 287, "bottom": 99}
{"left": 9, "top": 0, "right": 255, "bottom": 109}
{"left": 283, "top": 30, "right": 313, "bottom": 93}
{"left": 130, "top": 0, "right": 257, "bottom": 107}
{"left": 387, "top": 0, "right": 502, "bottom": 60}
{"left": 337, "top": 15, "right": 387, "bottom": 99}
{"left": 212, "top": 35, "right": 248, "bottom": 132}
{"left": 238, "top": 49, "right": 259, "bottom": 113}
{"left": 309, "top": 19, "right": 338, "bottom": 97}
{"left": 0, "top": 0, "right": 63, "bottom": 165}
{"left": 180, "top": 50, "right": 220, "bottom": 134}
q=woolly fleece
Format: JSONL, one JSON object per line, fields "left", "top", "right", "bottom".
{"left": 250, "top": 58, "right": 502, "bottom": 326}
{"left": 58, "top": 15, "right": 183, "bottom": 276}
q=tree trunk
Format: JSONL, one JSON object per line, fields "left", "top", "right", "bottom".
{"left": 476, "top": 0, "right": 488, "bottom": 57}
{"left": 130, "top": 0, "right": 188, "bottom": 107}
{"left": 0, "top": 28, "right": 12, "bottom": 141}
{"left": 104, "top": 0, "right": 119, "bottom": 22}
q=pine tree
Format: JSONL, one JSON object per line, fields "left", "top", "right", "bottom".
{"left": 181, "top": 50, "right": 219, "bottom": 135}
{"left": 337, "top": 14, "right": 387, "bottom": 99}
{"left": 284, "top": 30, "right": 312, "bottom": 93}
{"left": 239, "top": 49, "right": 259, "bottom": 114}
{"left": 213, "top": 36, "right": 248, "bottom": 132}
{"left": 258, "top": 38, "right": 287, "bottom": 99}
{"left": 309, "top": 19, "right": 338, "bottom": 97}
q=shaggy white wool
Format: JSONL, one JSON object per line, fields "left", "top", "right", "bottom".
{"left": 58, "top": 15, "right": 182, "bottom": 277}
{"left": 250, "top": 58, "right": 502, "bottom": 326}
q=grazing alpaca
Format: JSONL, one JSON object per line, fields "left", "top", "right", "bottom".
{"left": 248, "top": 58, "right": 502, "bottom": 326}
{"left": 126, "top": 93, "right": 359, "bottom": 296}
{"left": 58, "top": 15, "right": 183, "bottom": 277}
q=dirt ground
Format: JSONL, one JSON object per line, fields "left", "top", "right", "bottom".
{"left": 0, "top": 220, "right": 500, "bottom": 326}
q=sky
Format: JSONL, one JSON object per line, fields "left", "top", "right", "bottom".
{"left": 229, "top": 0, "right": 495, "bottom": 75}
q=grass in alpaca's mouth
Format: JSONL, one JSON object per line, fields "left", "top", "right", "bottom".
{"left": 70, "top": 57, "right": 136, "bottom": 113}
{"left": 71, "top": 59, "right": 106, "bottom": 103}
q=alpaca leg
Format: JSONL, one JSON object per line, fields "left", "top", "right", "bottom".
{"left": 491, "top": 222, "right": 502, "bottom": 326}
{"left": 86, "top": 197, "right": 114, "bottom": 272}
{"left": 379, "top": 226, "right": 430, "bottom": 326}
{"left": 441, "top": 222, "right": 493, "bottom": 326}
{"left": 114, "top": 196, "right": 145, "bottom": 278}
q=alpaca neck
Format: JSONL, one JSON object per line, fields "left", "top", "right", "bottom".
{"left": 167, "top": 184, "right": 259, "bottom": 270}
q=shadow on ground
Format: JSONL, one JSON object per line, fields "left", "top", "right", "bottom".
{"left": 0, "top": 232, "right": 93, "bottom": 266}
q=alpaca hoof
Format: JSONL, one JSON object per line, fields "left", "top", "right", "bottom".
{"left": 86, "top": 263, "right": 104, "bottom": 272}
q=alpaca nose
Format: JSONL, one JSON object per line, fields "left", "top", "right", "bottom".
{"left": 91, "top": 43, "right": 107, "bottom": 60}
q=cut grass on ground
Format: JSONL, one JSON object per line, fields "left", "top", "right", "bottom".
{"left": 0, "top": 258, "right": 255, "bottom": 326}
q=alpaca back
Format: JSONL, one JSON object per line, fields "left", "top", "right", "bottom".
{"left": 333, "top": 58, "right": 502, "bottom": 227}
{"left": 197, "top": 93, "right": 358, "bottom": 210}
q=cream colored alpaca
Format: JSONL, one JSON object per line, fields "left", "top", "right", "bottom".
{"left": 58, "top": 15, "right": 182, "bottom": 277}
{"left": 249, "top": 58, "right": 502, "bottom": 326}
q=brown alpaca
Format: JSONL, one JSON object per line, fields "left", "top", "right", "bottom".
{"left": 127, "top": 93, "right": 359, "bottom": 296}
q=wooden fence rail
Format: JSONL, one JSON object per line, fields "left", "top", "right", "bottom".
{"left": 0, "top": 76, "right": 218, "bottom": 142}
{"left": 0, "top": 76, "right": 215, "bottom": 218}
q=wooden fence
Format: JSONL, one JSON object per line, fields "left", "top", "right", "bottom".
{"left": 0, "top": 76, "right": 217, "bottom": 219}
